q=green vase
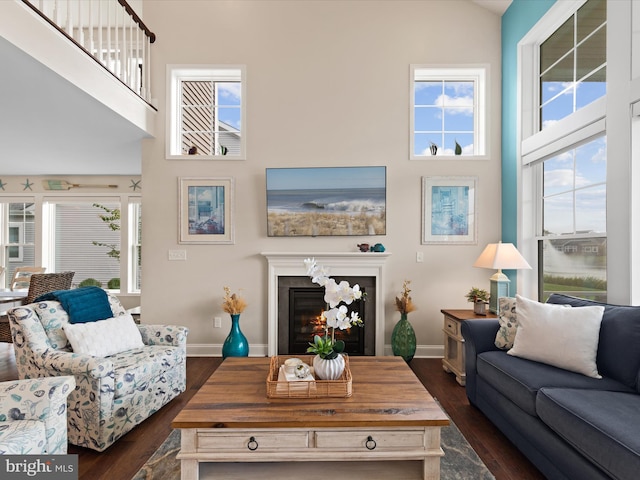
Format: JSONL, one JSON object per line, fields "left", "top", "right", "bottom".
{"left": 222, "top": 314, "right": 249, "bottom": 358}
{"left": 391, "top": 313, "right": 416, "bottom": 363}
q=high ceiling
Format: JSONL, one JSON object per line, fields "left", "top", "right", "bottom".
{"left": 0, "top": 0, "right": 511, "bottom": 177}
{"left": 0, "top": 35, "right": 147, "bottom": 176}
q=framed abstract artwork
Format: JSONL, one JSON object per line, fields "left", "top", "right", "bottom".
{"left": 422, "top": 176, "right": 477, "bottom": 245}
{"left": 179, "top": 177, "right": 234, "bottom": 244}
{"left": 265, "top": 166, "right": 386, "bottom": 237}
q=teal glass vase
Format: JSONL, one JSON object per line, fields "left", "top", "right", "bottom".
{"left": 391, "top": 313, "right": 416, "bottom": 363}
{"left": 222, "top": 313, "right": 249, "bottom": 358}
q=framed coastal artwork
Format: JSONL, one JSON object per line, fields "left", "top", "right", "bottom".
{"left": 179, "top": 177, "right": 234, "bottom": 244}
{"left": 265, "top": 166, "right": 387, "bottom": 237}
{"left": 422, "top": 176, "right": 477, "bottom": 245}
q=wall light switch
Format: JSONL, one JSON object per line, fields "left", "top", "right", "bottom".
{"left": 214, "top": 317, "right": 222, "bottom": 328}
{"left": 168, "top": 249, "right": 187, "bottom": 261}
{"left": 416, "top": 251, "right": 424, "bottom": 263}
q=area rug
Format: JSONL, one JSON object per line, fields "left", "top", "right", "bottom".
{"left": 132, "top": 418, "right": 494, "bottom": 480}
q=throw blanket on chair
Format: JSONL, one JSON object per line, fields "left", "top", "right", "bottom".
{"left": 35, "top": 287, "right": 113, "bottom": 324}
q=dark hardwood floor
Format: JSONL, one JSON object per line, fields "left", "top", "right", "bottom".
{"left": 0, "top": 343, "right": 544, "bottom": 480}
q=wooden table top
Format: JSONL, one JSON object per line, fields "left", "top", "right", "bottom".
{"left": 172, "top": 356, "right": 450, "bottom": 430}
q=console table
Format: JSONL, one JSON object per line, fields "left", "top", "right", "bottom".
{"left": 172, "top": 356, "right": 449, "bottom": 480}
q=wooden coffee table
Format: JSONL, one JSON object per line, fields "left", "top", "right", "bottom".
{"left": 172, "top": 356, "right": 450, "bottom": 480}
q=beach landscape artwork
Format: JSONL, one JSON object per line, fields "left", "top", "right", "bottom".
{"left": 266, "top": 166, "right": 386, "bottom": 237}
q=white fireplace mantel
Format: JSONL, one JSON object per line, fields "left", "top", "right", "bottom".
{"left": 261, "top": 252, "right": 391, "bottom": 356}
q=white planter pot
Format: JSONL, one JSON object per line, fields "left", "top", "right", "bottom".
{"left": 313, "top": 354, "right": 345, "bottom": 380}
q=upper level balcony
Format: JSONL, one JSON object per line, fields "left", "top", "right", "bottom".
{"left": 0, "top": 0, "right": 156, "bottom": 175}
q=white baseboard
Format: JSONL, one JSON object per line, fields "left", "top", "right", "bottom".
{"left": 187, "top": 344, "right": 444, "bottom": 358}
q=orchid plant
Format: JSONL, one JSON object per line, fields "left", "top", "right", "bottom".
{"left": 304, "top": 258, "right": 364, "bottom": 359}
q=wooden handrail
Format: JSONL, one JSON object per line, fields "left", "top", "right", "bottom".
{"left": 117, "top": 0, "right": 156, "bottom": 43}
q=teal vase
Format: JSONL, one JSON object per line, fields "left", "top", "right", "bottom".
{"left": 391, "top": 313, "right": 416, "bottom": 363}
{"left": 222, "top": 314, "right": 249, "bottom": 358}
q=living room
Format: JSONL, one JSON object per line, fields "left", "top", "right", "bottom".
{"left": 1, "top": 0, "right": 639, "bottom": 479}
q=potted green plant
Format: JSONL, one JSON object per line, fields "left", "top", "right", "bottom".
{"left": 465, "top": 287, "right": 490, "bottom": 315}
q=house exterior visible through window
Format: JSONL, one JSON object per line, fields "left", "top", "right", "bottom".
{"left": 1, "top": 202, "right": 35, "bottom": 279}
{"left": 411, "top": 66, "right": 487, "bottom": 159}
{"left": 520, "top": 0, "right": 607, "bottom": 302}
{"left": 0, "top": 196, "right": 141, "bottom": 294}
{"left": 167, "top": 65, "right": 246, "bottom": 159}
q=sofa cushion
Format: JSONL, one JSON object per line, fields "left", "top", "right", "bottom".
{"left": 63, "top": 314, "right": 144, "bottom": 357}
{"left": 495, "top": 297, "right": 517, "bottom": 349}
{"left": 110, "top": 345, "right": 186, "bottom": 398}
{"left": 547, "top": 294, "right": 640, "bottom": 389}
{"left": 508, "top": 295, "right": 604, "bottom": 378}
{"left": 0, "top": 420, "right": 47, "bottom": 454}
{"left": 477, "top": 350, "right": 633, "bottom": 417}
{"left": 537, "top": 388, "right": 640, "bottom": 480}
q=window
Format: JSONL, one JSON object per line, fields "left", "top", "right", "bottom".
{"left": 411, "top": 66, "right": 487, "bottom": 159}
{"left": 521, "top": 0, "right": 608, "bottom": 302}
{"left": 538, "top": 136, "right": 607, "bottom": 301}
{"left": 539, "top": 0, "right": 606, "bottom": 130}
{"left": 1, "top": 202, "right": 36, "bottom": 286}
{"left": 167, "top": 65, "right": 246, "bottom": 159}
{"left": 45, "top": 200, "right": 121, "bottom": 289}
{"left": 0, "top": 195, "right": 141, "bottom": 293}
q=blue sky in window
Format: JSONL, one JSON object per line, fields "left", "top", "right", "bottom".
{"left": 414, "top": 81, "right": 474, "bottom": 155}
{"left": 543, "top": 136, "right": 606, "bottom": 235}
{"left": 218, "top": 82, "right": 241, "bottom": 131}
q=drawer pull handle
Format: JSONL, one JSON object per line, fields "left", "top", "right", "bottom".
{"left": 365, "top": 436, "right": 377, "bottom": 450}
{"left": 247, "top": 436, "right": 259, "bottom": 451}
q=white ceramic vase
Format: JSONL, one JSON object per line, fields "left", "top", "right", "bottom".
{"left": 313, "top": 354, "right": 345, "bottom": 380}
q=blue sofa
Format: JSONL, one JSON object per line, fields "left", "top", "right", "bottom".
{"left": 461, "top": 294, "right": 640, "bottom": 480}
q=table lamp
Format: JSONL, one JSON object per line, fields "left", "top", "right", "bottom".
{"left": 473, "top": 242, "right": 531, "bottom": 314}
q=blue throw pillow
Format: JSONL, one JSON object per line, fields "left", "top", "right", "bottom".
{"left": 35, "top": 286, "right": 113, "bottom": 324}
{"left": 547, "top": 294, "right": 640, "bottom": 390}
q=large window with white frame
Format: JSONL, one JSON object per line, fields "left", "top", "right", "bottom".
{"left": 521, "top": 0, "right": 607, "bottom": 302}
{"left": 411, "top": 65, "right": 487, "bottom": 159}
{"left": 0, "top": 201, "right": 36, "bottom": 285}
{"left": 167, "top": 65, "right": 246, "bottom": 159}
{"left": 0, "top": 196, "right": 141, "bottom": 293}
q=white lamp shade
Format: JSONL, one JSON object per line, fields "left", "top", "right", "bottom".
{"left": 473, "top": 242, "right": 531, "bottom": 271}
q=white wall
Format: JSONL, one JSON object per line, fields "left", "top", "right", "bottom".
{"left": 141, "top": 0, "right": 503, "bottom": 356}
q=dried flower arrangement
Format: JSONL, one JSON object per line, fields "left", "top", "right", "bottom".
{"left": 395, "top": 280, "right": 417, "bottom": 315}
{"left": 222, "top": 286, "right": 247, "bottom": 315}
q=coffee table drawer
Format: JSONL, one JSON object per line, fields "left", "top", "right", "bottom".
{"left": 197, "top": 431, "right": 310, "bottom": 451}
{"left": 315, "top": 429, "right": 425, "bottom": 450}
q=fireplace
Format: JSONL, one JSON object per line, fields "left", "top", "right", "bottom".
{"left": 262, "top": 252, "right": 391, "bottom": 356}
{"left": 277, "top": 275, "right": 376, "bottom": 355}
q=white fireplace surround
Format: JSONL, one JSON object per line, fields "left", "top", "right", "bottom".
{"left": 262, "top": 252, "right": 391, "bottom": 356}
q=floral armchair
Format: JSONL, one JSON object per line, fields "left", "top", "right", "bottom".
{"left": 0, "top": 376, "right": 75, "bottom": 454}
{"left": 7, "top": 292, "right": 188, "bottom": 452}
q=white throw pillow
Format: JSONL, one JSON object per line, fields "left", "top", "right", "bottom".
{"left": 63, "top": 313, "right": 144, "bottom": 357}
{"left": 508, "top": 295, "right": 604, "bottom": 378}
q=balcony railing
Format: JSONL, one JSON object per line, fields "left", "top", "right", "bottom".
{"left": 23, "top": 0, "right": 155, "bottom": 105}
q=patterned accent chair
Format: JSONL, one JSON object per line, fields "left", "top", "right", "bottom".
{"left": 7, "top": 293, "right": 188, "bottom": 452}
{"left": 0, "top": 376, "right": 75, "bottom": 454}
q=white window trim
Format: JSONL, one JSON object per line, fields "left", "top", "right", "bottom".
{"left": 518, "top": 0, "right": 607, "bottom": 300}
{"left": 8, "top": 223, "right": 24, "bottom": 262}
{"left": 166, "top": 64, "right": 247, "bottom": 160}
{"left": 410, "top": 64, "right": 489, "bottom": 160}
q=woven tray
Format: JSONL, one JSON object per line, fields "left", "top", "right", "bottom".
{"left": 266, "top": 355, "right": 352, "bottom": 399}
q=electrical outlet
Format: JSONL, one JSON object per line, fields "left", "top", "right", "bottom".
{"left": 214, "top": 317, "right": 222, "bottom": 328}
{"left": 168, "top": 249, "right": 187, "bottom": 261}
{"left": 416, "top": 251, "right": 424, "bottom": 263}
